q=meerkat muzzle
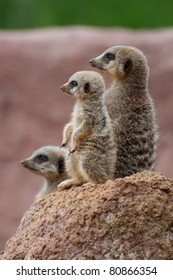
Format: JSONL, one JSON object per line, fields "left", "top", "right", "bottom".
{"left": 89, "top": 58, "right": 105, "bottom": 71}
{"left": 89, "top": 59, "right": 95, "bottom": 66}
{"left": 21, "top": 159, "right": 27, "bottom": 166}
{"left": 60, "top": 85, "right": 66, "bottom": 92}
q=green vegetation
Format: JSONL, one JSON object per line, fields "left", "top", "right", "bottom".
{"left": 0, "top": 0, "right": 173, "bottom": 29}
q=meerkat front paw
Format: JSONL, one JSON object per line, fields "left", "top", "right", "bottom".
{"left": 57, "top": 178, "right": 76, "bottom": 191}
{"left": 57, "top": 178, "right": 85, "bottom": 191}
{"left": 57, "top": 181, "right": 71, "bottom": 191}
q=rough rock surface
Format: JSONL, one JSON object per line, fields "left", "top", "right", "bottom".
{"left": 1, "top": 27, "right": 173, "bottom": 250}
{"left": 1, "top": 171, "right": 173, "bottom": 260}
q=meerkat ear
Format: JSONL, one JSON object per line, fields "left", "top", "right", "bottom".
{"left": 57, "top": 158, "right": 64, "bottom": 173}
{"left": 123, "top": 58, "right": 133, "bottom": 73}
{"left": 84, "top": 82, "right": 90, "bottom": 93}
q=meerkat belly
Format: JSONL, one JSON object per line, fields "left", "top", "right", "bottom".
{"left": 67, "top": 152, "right": 89, "bottom": 181}
{"left": 114, "top": 111, "right": 156, "bottom": 178}
{"left": 77, "top": 134, "right": 111, "bottom": 154}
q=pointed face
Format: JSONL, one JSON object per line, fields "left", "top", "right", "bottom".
{"left": 21, "top": 146, "right": 67, "bottom": 179}
{"left": 60, "top": 71, "right": 105, "bottom": 100}
{"left": 90, "top": 50, "right": 116, "bottom": 71}
{"left": 90, "top": 45, "right": 148, "bottom": 81}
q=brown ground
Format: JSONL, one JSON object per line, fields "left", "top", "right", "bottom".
{"left": 0, "top": 27, "right": 173, "bottom": 250}
{"left": 1, "top": 171, "right": 173, "bottom": 260}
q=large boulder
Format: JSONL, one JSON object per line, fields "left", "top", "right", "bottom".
{"left": 0, "top": 27, "right": 173, "bottom": 250}
{"left": 1, "top": 171, "right": 173, "bottom": 260}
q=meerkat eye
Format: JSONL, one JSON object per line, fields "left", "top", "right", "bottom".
{"left": 70, "top": 80, "right": 78, "bottom": 87}
{"left": 104, "top": 52, "right": 115, "bottom": 61}
{"left": 34, "top": 154, "right": 48, "bottom": 163}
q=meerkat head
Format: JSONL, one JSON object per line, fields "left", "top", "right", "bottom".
{"left": 21, "top": 146, "right": 67, "bottom": 180}
{"left": 90, "top": 45, "right": 149, "bottom": 83}
{"left": 60, "top": 71, "right": 105, "bottom": 100}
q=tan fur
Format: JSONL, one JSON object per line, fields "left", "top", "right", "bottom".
{"left": 59, "top": 70, "right": 116, "bottom": 190}
{"left": 21, "top": 146, "right": 69, "bottom": 199}
{"left": 90, "top": 45, "right": 158, "bottom": 178}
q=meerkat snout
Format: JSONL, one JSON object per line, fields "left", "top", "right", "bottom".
{"left": 89, "top": 58, "right": 98, "bottom": 68}
{"left": 21, "top": 159, "right": 27, "bottom": 167}
{"left": 89, "top": 59, "right": 94, "bottom": 65}
{"left": 60, "top": 85, "right": 65, "bottom": 91}
{"left": 89, "top": 57, "right": 106, "bottom": 71}
{"left": 60, "top": 81, "right": 75, "bottom": 95}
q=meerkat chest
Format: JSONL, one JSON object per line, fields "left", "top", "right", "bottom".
{"left": 72, "top": 109, "right": 85, "bottom": 128}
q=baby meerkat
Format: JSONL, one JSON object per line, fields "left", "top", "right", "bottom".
{"left": 21, "top": 146, "right": 69, "bottom": 199}
{"left": 90, "top": 45, "right": 158, "bottom": 178}
{"left": 59, "top": 70, "right": 116, "bottom": 190}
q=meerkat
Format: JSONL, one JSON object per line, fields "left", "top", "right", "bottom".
{"left": 21, "top": 146, "right": 69, "bottom": 199}
{"left": 90, "top": 45, "right": 158, "bottom": 178}
{"left": 58, "top": 70, "right": 116, "bottom": 190}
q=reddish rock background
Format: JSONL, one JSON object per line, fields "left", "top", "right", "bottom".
{"left": 0, "top": 27, "right": 173, "bottom": 250}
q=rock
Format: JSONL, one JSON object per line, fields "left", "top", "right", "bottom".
{"left": 1, "top": 171, "right": 173, "bottom": 260}
{"left": 1, "top": 27, "right": 173, "bottom": 250}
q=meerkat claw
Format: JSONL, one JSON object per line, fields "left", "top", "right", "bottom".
{"left": 60, "top": 142, "right": 67, "bottom": 148}
{"left": 69, "top": 149, "right": 76, "bottom": 155}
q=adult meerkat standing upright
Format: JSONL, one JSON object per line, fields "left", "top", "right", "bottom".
{"left": 59, "top": 70, "right": 116, "bottom": 190}
{"left": 90, "top": 45, "right": 158, "bottom": 178}
{"left": 21, "top": 146, "right": 69, "bottom": 199}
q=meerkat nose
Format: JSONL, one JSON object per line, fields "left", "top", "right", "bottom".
{"left": 60, "top": 85, "right": 65, "bottom": 91}
{"left": 21, "top": 160, "right": 26, "bottom": 166}
{"left": 89, "top": 59, "right": 94, "bottom": 65}
{"left": 89, "top": 59, "right": 97, "bottom": 67}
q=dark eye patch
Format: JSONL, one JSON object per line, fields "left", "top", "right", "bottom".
{"left": 34, "top": 154, "right": 48, "bottom": 164}
{"left": 103, "top": 52, "right": 115, "bottom": 62}
{"left": 70, "top": 80, "right": 78, "bottom": 87}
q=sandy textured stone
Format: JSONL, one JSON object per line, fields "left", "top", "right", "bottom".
{"left": 1, "top": 171, "right": 173, "bottom": 260}
{"left": 1, "top": 27, "right": 173, "bottom": 250}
